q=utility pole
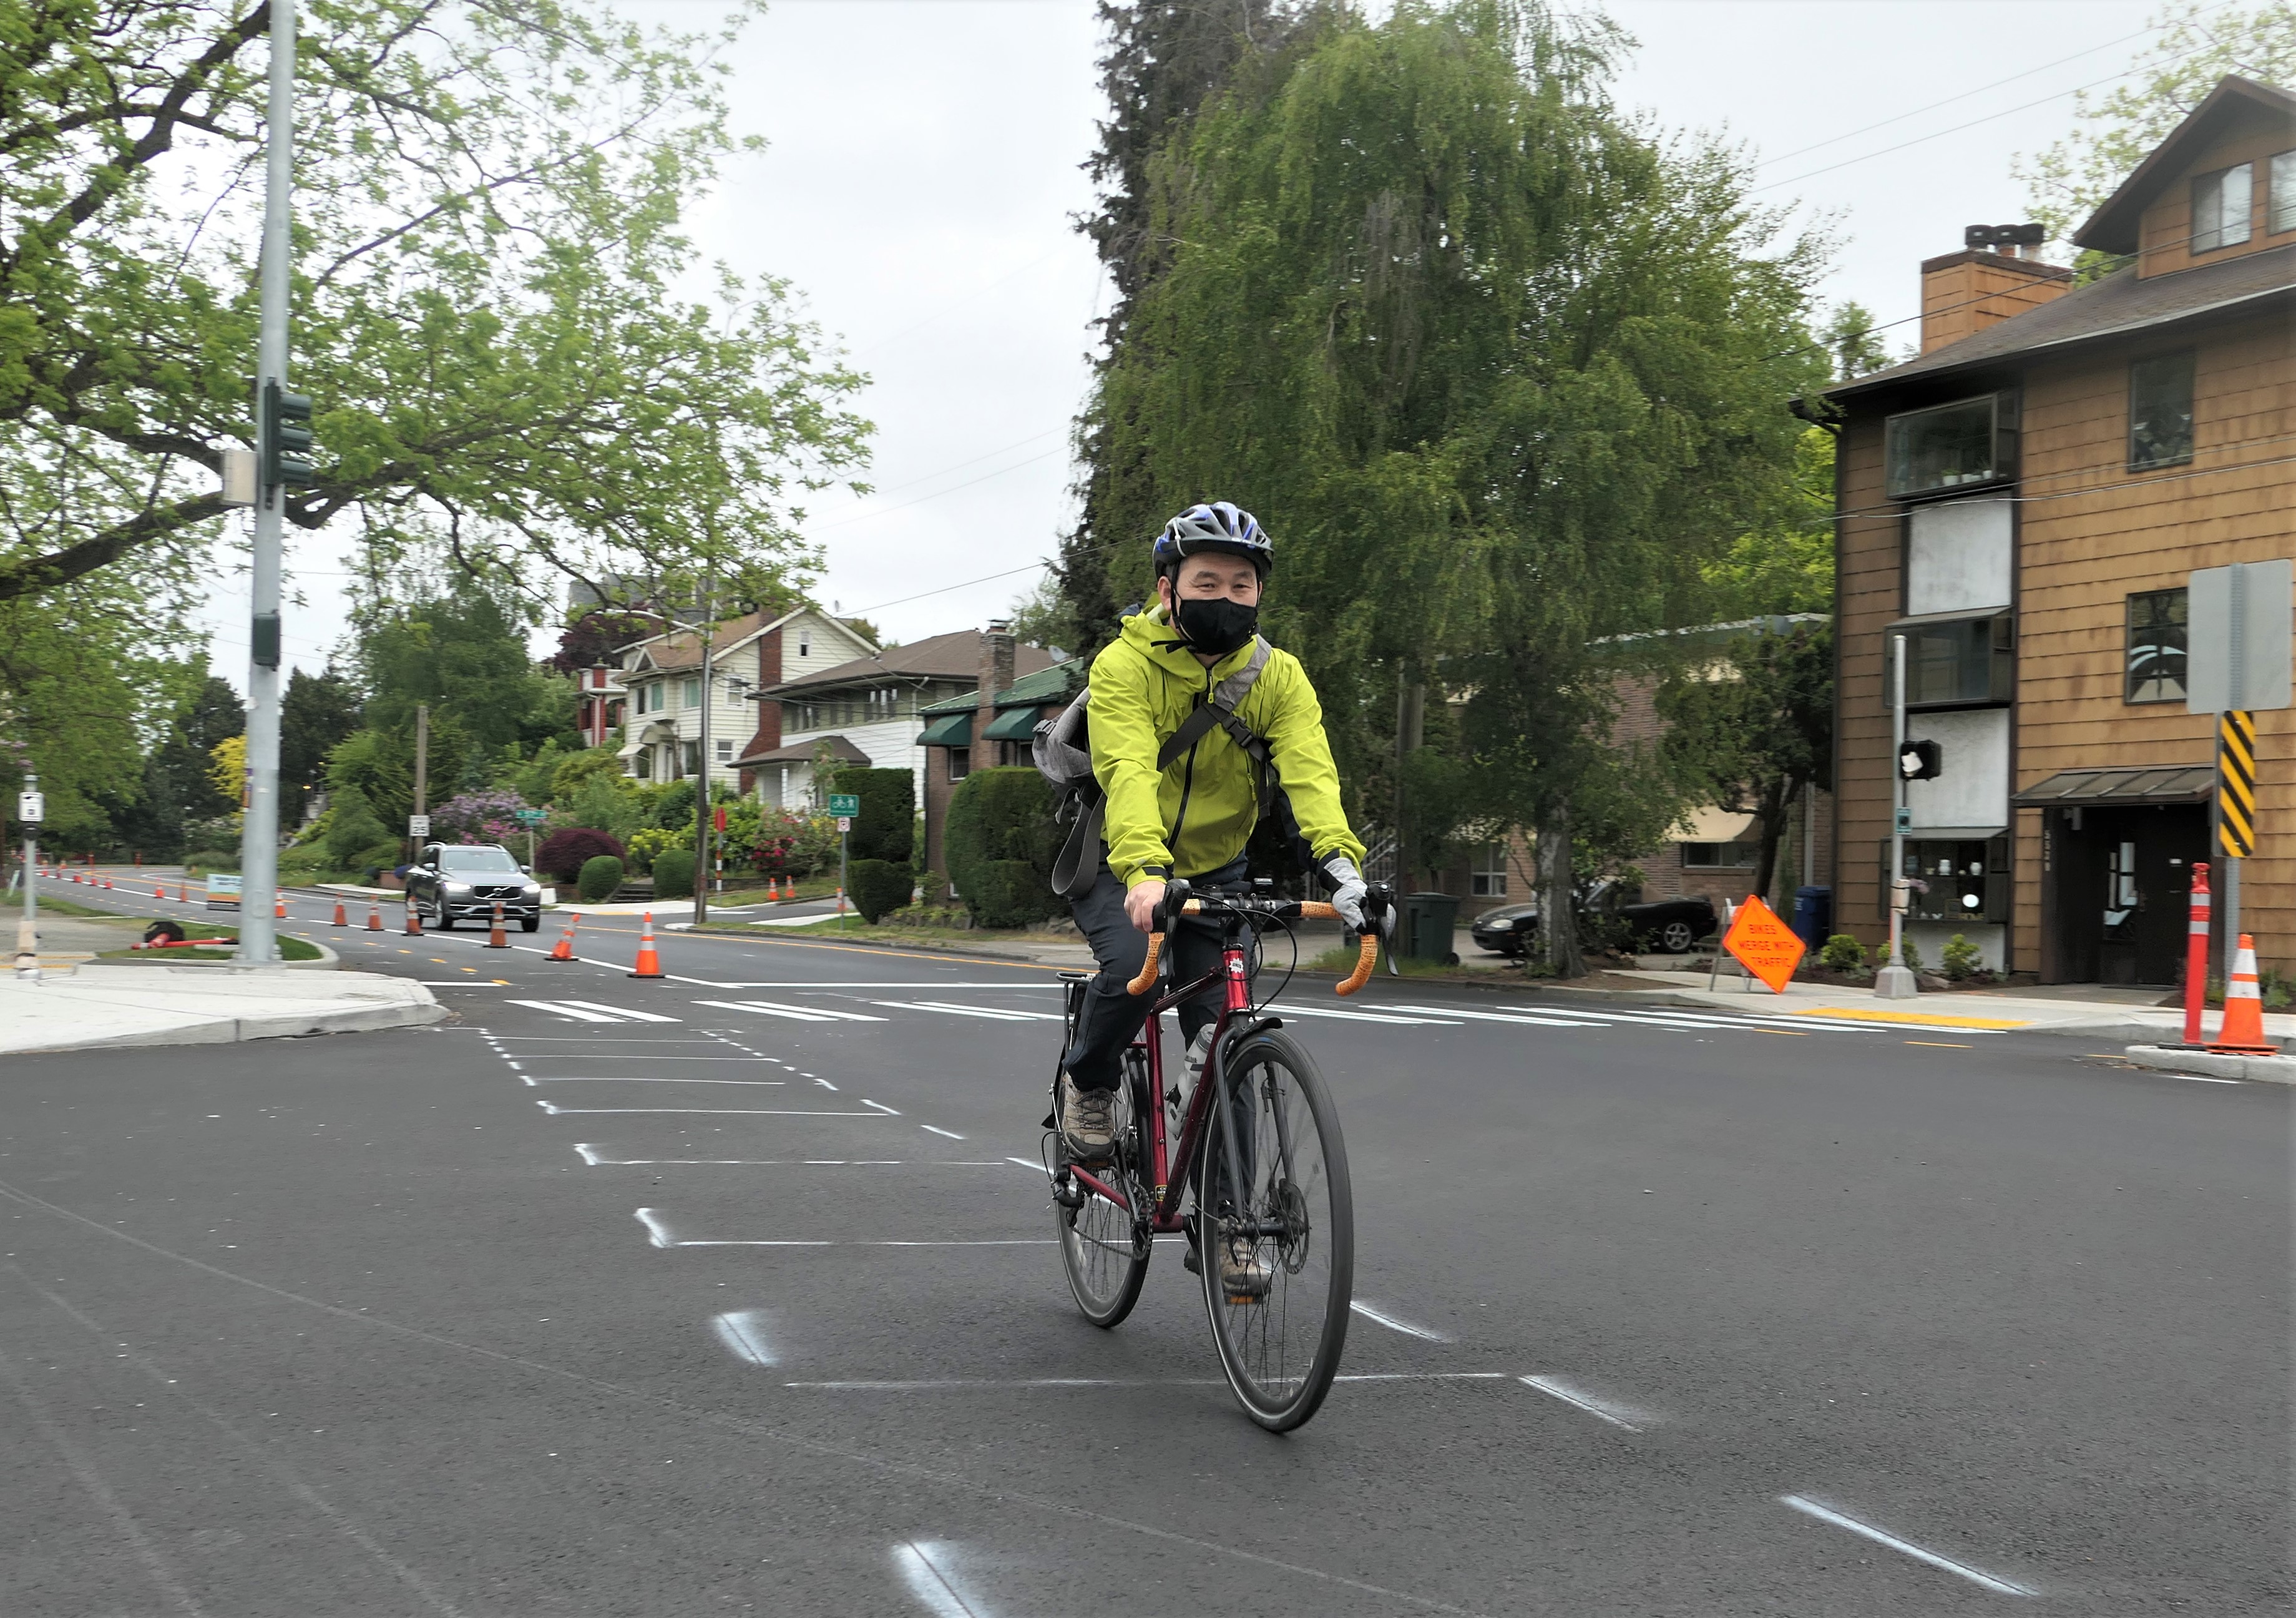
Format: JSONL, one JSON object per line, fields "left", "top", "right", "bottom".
{"left": 1875, "top": 632, "right": 1918, "bottom": 999}
{"left": 235, "top": 0, "right": 296, "bottom": 966}
{"left": 693, "top": 582, "right": 716, "bottom": 929}
{"left": 412, "top": 702, "right": 430, "bottom": 853}
{"left": 14, "top": 773, "right": 39, "bottom": 981}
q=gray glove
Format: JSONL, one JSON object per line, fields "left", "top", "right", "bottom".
{"left": 1322, "top": 855, "right": 1369, "bottom": 933}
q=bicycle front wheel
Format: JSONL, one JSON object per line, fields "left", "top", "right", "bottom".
{"left": 1198, "top": 1028, "right": 1353, "bottom": 1431}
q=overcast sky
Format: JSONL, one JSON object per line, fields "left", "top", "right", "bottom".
{"left": 210, "top": 0, "right": 2170, "bottom": 680}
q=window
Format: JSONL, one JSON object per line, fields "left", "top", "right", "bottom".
{"left": 1888, "top": 612, "right": 2015, "bottom": 708}
{"left": 715, "top": 739, "right": 734, "bottom": 762}
{"left": 798, "top": 633, "right": 811, "bottom": 658}
{"left": 1469, "top": 843, "right": 1509, "bottom": 898}
{"left": 1888, "top": 836, "right": 2010, "bottom": 923}
{"left": 2126, "top": 588, "right": 2188, "bottom": 704}
{"left": 1884, "top": 394, "right": 2016, "bottom": 499}
{"left": 2191, "top": 162, "right": 2253, "bottom": 253}
{"left": 2274, "top": 150, "right": 2296, "bottom": 235}
{"left": 1683, "top": 841, "right": 1759, "bottom": 868}
{"left": 680, "top": 677, "right": 701, "bottom": 708}
{"left": 947, "top": 747, "right": 970, "bottom": 782}
{"left": 680, "top": 741, "right": 701, "bottom": 777}
{"left": 2129, "top": 351, "right": 2194, "bottom": 469}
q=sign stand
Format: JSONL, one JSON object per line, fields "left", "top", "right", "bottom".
{"left": 1721, "top": 895, "right": 1807, "bottom": 995}
{"left": 828, "top": 793, "right": 860, "bottom": 929}
{"left": 1875, "top": 632, "right": 1918, "bottom": 999}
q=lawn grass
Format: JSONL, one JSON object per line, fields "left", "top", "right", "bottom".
{"left": 95, "top": 921, "right": 323, "bottom": 962}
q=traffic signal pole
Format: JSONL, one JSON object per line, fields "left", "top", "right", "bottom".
{"left": 1875, "top": 632, "right": 1918, "bottom": 999}
{"left": 236, "top": 0, "right": 296, "bottom": 966}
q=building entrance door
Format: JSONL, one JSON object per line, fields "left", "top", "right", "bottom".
{"left": 2045, "top": 805, "right": 2207, "bottom": 985}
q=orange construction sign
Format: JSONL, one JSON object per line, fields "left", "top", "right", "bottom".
{"left": 1721, "top": 894, "right": 1805, "bottom": 994}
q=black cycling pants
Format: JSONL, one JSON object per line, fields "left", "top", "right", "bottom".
{"left": 1061, "top": 855, "right": 1248, "bottom": 1092}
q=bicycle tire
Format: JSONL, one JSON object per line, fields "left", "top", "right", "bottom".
{"left": 1056, "top": 1061, "right": 1152, "bottom": 1328}
{"left": 1196, "top": 1027, "right": 1352, "bottom": 1431}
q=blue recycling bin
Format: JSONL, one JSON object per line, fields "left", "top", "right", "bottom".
{"left": 1790, "top": 885, "right": 1832, "bottom": 951}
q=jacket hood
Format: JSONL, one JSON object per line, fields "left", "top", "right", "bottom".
{"left": 1117, "top": 602, "right": 1260, "bottom": 682}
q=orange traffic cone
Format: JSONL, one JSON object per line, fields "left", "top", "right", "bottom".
{"left": 484, "top": 900, "right": 509, "bottom": 949}
{"left": 275, "top": 893, "right": 286, "bottom": 919}
{"left": 628, "top": 911, "right": 664, "bottom": 979}
{"left": 403, "top": 896, "right": 423, "bottom": 936}
{"left": 2211, "top": 933, "right": 2279, "bottom": 1054}
{"left": 331, "top": 898, "right": 348, "bottom": 928}
{"left": 104, "top": 876, "right": 114, "bottom": 889}
{"left": 546, "top": 912, "right": 580, "bottom": 962}
{"left": 366, "top": 898, "right": 383, "bottom": 932}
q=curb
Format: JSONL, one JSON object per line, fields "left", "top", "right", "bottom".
{"left": 2123, "top": 1044, "right": 2296, "bottom": 1084}
{"left": 9, "top": 998, "right": 449, "bottom": 1055}
{"left": 91, "top": 938, "right": 346, "bottom": 971}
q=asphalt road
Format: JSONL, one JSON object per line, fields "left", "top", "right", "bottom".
{"left": 2, "top": 871, "right": 2288, "bottom": 1614}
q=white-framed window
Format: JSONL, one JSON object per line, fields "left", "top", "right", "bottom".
{"left": 798, "top": 632, "right": 811, "bottom": 658}
{"left": 947, "top": 747, "right": 969, "bottom": 782}
{"left": 680, "top": 740, "right": 701, "bottom": 776}
{"left": 2272, "top": 149, "right": 2296, "bottom": 236}
{"left": 681, "top": 676, "right": 701, "bottom": 708}
{"left": 715, "top": 739, "right": 733, "bottom": 761}
{"left": 1684, "top": 841, "right": 1759, "bottom": 868}
{"left": 1469, "top": 843, "right": 1508, "bottom": 898}
{"left": 2191, "top": 162, "right": 2253, "bottom": 253}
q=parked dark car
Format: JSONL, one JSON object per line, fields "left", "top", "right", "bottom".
{"left": 403, "top": 842, "right": 544, "bottom": 931}
{"left": 1469, "top": 881, "right": 1718, "bottom": 957}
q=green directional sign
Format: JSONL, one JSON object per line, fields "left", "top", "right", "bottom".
{"left": 827, "top": 793, "right": 861, "bottom": 817}
{"left": 514, "top": 808, "right": 548, "bottom": 824}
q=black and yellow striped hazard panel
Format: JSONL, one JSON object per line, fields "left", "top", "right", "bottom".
{"left": 2217, "top": 709, "right": 2257, "bottom": 858}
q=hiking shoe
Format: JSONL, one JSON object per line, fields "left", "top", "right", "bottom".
{"left": 1058, "top": 1077, "right": 1117, "bottom": 1163}
{"left": 1219, "top": 1233, "right": 1271, "bottom": 1300}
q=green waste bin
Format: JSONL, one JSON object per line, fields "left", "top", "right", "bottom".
{"left": 1398, "top": 891, "right": 1461, "bottom": 964}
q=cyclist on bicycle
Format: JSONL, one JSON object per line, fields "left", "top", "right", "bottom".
{"left": 1058, "top": 503, "right": 1370, "bottom": 1275}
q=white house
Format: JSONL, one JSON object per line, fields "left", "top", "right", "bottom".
{"left": 617, "top": 606, "right": 876, "bottom": 785}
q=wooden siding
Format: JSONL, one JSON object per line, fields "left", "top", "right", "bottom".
{"left": 1835, "top": 303, "right": 2296, "bottom": 977}
{"left": 2135, "top": 103, "right": 2296, "bottom": 278}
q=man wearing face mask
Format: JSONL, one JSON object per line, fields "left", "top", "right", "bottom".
{"left": 1057, "top": 503, "right": 1370, "bottom": 1255}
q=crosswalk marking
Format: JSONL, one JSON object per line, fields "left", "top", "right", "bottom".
{"left": 1379, "top": 1003, "right": 1606, "bottom": 1028}
{"left": 692, "top": 999, "right": 888, "bottom": 1023}
{"left": 505, "top": 998, "right": 683, "bottom": 1024}
{"left": 505, "top": 999, "right": 620, "bottom": 1022}
{"left": 1266, "top": 1004, "right": 1462, "bottom": 1027}
{"left": 872, "top": 1000, "right": 1066, "bottom": 1022}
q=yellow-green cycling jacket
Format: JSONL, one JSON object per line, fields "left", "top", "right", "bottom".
{"left": 1089, "top": 604, "right": 1366, "bottom": 891}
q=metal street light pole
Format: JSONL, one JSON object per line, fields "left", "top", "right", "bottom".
{"left": 1875, "top": 632, "right": 1918, "bottom": 999}
{"left": 14, "top": 772, "right": 39, "bottom": 981}
{"left": 236, "top": 0, "right": 295, "bottom": 965}
{"left": 692, "top": 577, "right": 718, "bottom": 929}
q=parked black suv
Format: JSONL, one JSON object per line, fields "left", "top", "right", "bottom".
{"left": 1468, "top": 880, "right": 1718, "bottom": 957}
{"left": 404, "top": 843, "right": 544, "bottom": 931}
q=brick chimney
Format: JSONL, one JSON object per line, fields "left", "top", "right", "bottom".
{"left": 1920, "top": 224, "right": 2073, "bottom": 354}
{"left": 977, "top": 620, "right": 1016, "bottom": 762}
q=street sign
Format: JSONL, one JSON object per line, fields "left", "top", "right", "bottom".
{"left": 1721, "top": 894, "right": 1805, "bottom": 994}
{"left": 408, "top": 814, "right": 431, "bottom": 837}
{"left": 514, "top": 808, "right": 547, "bottom": 825}
{"left": 2218, "top": 709, "right": 2257, "bottom": 858}
{"left": 2187, "top": 559, "right": 2293, "bottom": 715}
{"left": 836, "top": 816, "right": 852, "bottom": 833}
{"left": 16, "top": 792, "right": 42, "bottom": 825}
{"left": 827, "top": 793, "right": 861, "bottom": 818}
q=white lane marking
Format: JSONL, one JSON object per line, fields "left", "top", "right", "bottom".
{"left": 685, "top": 981, "right": 1063, "bottom": 989}
{"left": 711, "top": 1310, "right": 775, "bottom": 1367}
{"left": 506, "top": 1054, "right": 777, "bottom": 1062}
{"left": 504, "top": 999, "right": 620, "bottom": 1023}
{"left": 524, "top": 1076, "right": 787, "bottom": 1087}
{"left": 1350, "top": 1302, "right": 1450, "bottom": 1341}
{"left": 575, "top": 1144, "right": 604, "bottom": 1164}
{"left": 552, "top": 999, "right": 681, "bottom": 1022}
{"left": 790, "top": 1372, "right": 1512, "bottom": 1391}
{"left": 1520, "top": 1375, "right": 1649, "bottom": 1431}
{"left": 542, "top": 1103, "right": 882, "bottom": 1116}
{"left": 1006, "top": 1156, "right": 1045, "bottom": 1174}
{"left": 672, "top": 1238, "right": 1053, "bottom": 1248}
{"left": 1379, "top": 1003, "right": 1608, "bottom": 1027}
{"left": 1779, "top": 1495, "right": 2035, "bottom": 1597}
{"left": 636, "top": 1209, "right": 678, "bottom": 1247}
{"left": 482, "top": 1036, "right": 720, "bottom": 1044}
{"left": 920, "top": 1125, "right": 965, "bottom": 1140}
{"left": 874, "top": 1000, "right": 1062, "bottom": 1022}
{"left": 701, "top": 999, "right": 890, "bottom": 1022}
{"left": 1268, "top": 1004, "right": 1463, "bottom": 1026}
{"left": 2169, "top": 1072, "right": 2244, "bottom": 1083}
{"left": 861, "top": 1099, "right": 902, "bottom": 1115}
{"left": 892, "top": 1541, "right": 982, "bottom": 1618}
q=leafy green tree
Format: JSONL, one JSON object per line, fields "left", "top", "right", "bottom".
{"left": 0, "top": 589, "right": 187, "bottom": 848}
{"left": 356, "top": 582, "right": 574, "bottom": 756}
{"left": 280, "top": 669, "right": 361, "bottom": 830}
{"left": 1819, "top": 302, "right": 1897, "bottom": 382}
{"left": 0, "top": 0, "right": 870, "bottom": 614}
{"left": 2016, "top": 3, "right": 2296, "bottom": 249}
{"left": 1083, "top": 0, "right": 1829, "bottom": 974}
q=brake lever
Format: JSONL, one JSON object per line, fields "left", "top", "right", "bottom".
{"left": 1370, "top": 883, "right": 1401, "bottom": 977}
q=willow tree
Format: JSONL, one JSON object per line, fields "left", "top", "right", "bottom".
{"left": 1080, "top": 0, "right": 1827, "bottom": 972}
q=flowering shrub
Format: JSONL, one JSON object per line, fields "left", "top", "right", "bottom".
{"left": 741, "top": 807, "right": 841, "bottom": 879}
{"left": 432, "top": 789, "right": 535, "bottom": 845}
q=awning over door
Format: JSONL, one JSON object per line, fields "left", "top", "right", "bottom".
{"left": 981, "top": 707, "right": 1042, "bottom": 742}
{"left": 917, "top": 713, "right": 972, "bottom": 748}
{"left": 2011, "top": 765, "right": 2214, "bottom": 806}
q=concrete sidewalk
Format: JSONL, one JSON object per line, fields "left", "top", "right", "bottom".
{"left": 0, "top": 966, "right": 443, "bottom": 1056}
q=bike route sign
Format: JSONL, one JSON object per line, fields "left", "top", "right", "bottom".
{"left": 827, "top": 794, "right": 861, "bottom": 818}
{"left": 514, "top": 808, "right": 548, "bottom": 825}
{"left": 1721, "top": 894, "right": 1805, "bottom": 994}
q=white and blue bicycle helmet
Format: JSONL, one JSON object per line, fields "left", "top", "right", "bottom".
{"left": 1153, "top": 501, "right": 1273, "bottom": 579}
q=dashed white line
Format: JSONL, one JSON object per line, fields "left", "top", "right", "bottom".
{"left": 1779, "top": 1494, "right": 2035, "bottom": 1597}
{"left": 1519, "top": 1375, "right": 1649, "bottom": 1432}
{"left": 1349, "top": 1302, "right": 1450, "bottom": 1341}
{"left": 919, "top": 1125, "right": 965, "bottom": 1140}
{"left": 710, "top": 1310, "right": 776, "bottom": 1367}
{"left": 861, "top": 1099, "right": 902, "bottom": 1115}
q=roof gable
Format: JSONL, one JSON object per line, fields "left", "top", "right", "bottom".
{"left": 2074, "top": 74, "right": 2296, "bottom": 254}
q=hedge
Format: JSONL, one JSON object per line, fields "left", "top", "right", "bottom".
{"left": 577, "top": 854, "right": 625, "bottom": 903}
{"left": 847, "top": 858, "right": 914, "bottom": 923}
{"left": 824, "top": 766, "right": 915, "bottom": 865}
{"left": 944, "top": 767, "right": 1058, "bottom": 926}
{"left": 651, "top": 846, "right": 695, "bottom": 900}
{"left": 540, "top": 826, "right": 626, "bottom": 883}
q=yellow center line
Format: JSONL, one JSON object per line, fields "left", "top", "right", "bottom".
{"left": 1756, "top": 1027, "right": 1810, "bottom": 1036}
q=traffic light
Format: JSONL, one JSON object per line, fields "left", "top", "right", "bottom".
{"left": 261, "top": 380, "right": 315, "bottom": 492}
{"left": 1898, "top": 738, "right": 1943, "bottom": 781}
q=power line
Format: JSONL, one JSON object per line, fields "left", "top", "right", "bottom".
{"left": 809, "top": 444, "right": 1067, "bottom": 531}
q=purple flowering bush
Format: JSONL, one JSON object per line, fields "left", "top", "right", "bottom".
{"left": 431, "top": 789, "right": 534, "bottom": 845}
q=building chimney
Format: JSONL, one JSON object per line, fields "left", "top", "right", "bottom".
{"left": 977, "top": 620, "right": 1016, "bottom": 760}
{"left": 1920, "top": 224, "right": 2072, "bottom": 354}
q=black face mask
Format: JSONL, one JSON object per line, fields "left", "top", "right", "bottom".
{"left": 1173, "top": 594, "right": 1258, "bottom": 657}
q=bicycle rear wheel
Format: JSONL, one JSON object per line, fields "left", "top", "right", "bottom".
{"left": 1056, "top": 1059, "right": 1151, "bottom": 1328}
{"left": 1197, "top": 1027, "right": 1352, "bottom": 1431}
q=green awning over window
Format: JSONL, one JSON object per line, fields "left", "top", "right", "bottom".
{"left": 916, "top": 712, "right": 971, "bottom": 748}
{"left": 981, "top": 707, "right": 1042, "bottom": 742}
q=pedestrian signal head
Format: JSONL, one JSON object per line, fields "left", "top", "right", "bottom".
{"left": 1898, "top": 739, "right": 1943, "bottom": 781}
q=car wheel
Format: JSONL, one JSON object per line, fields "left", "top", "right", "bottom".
{"left": 520, "top": 917, "right": 540, "bottom": 933}
{"left": 430, "top": 899, "right": 452, "bottom": 931}
{"left": 1658, "top": 919, "right": 1694, "bottom": 954}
